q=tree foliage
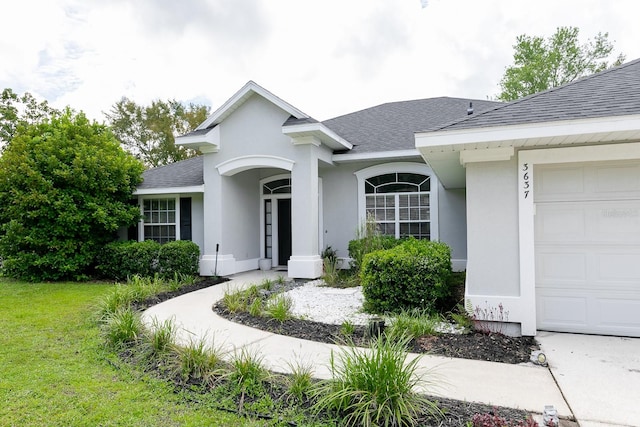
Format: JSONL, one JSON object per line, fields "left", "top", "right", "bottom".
{"left": 497, "top": 26, "right": 626, "bottom": 101}
{"left": 0, "top": 109, "right": 144, "bottom": 281}
{"left": 106, "top": 98, "right": 210, "bottom": 168}
{"left": 1, "top": 88, "right": 59, "bottom": 149}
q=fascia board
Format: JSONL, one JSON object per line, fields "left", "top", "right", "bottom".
{"left": 133, "top": 185, "right": 205, "bottom": 196}
{"left": 283, "top": 123, "right": 353, "bottom": 150}
{"left": 332, "top": 149, "right": 421, "bottom": 163}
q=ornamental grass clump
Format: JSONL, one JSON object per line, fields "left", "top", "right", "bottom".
{"left": 143, "top": 317, "right": 177, "bottom": 360}
{"left": 101, "top": 306, "right": 144, "bottom": 349}
{"left": 386, "top": 308, "right": 441, "bottom": 341}
{"left": 264, "top": 293, "right": 293, "bottom": 322}
{"left": 173, "top": 337, "right": 225, "bottom": 384}
{"left": 314, "top": 334, "right": 441, "bottom": 427}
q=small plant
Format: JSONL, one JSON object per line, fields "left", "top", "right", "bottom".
{"left": 275, "top": 275, "right": 286, "bottom": 285}
{"left": 229, "top": 347, "right": 269, "bottom": 397}
{"left": 471, "top": 301, "right": 510, "bottom": 335}
{"left": 143, "top": 317, "right": 177, "bottom": 359}
{"left": 222, "top": 286, "right": 249, "bottom": 313}
{"left": 340, "top": 319, "right": 355, "bottom": 337}
{"left": 261, "top": 278, "right": 275, "bottom": 291}
{"left": 264, "top": 293, "right": 293, "bottom": 322}
{"left": 449, "top": 304, "right": 473, "bottom": 332}
{"left": 313, "top": 333, "right": 441, "bottom": 426}
{"left": 470, "top": 410, "right": 539, "bottom": 427}
{"left": 248, "top": 297, "right": 263, "bottom": 317}
{"left": 173, "top": 337, "right": 224, "bottom": 384}
{"left": 285, "top": 361, "right": 315, "bottom": 403}
{"left": 386, "top": 308, "right": 441, "bottom": 340}
{"left": 322, "top": 246, "right": 341, "bottom": 288}
{"left": 101, "top": 306, "right": 144, "bottom": 349}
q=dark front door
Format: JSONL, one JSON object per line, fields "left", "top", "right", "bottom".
{"left": 277, "top": 198, "right": 292, "bottom": 266}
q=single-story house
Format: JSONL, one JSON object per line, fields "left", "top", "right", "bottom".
{"left": 133, "top": 58, "right": 640, "bottom": 337}
{"left": 417, "top": 58, "right": 640, "bottom": 337}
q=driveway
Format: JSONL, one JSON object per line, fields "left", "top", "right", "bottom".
{"left": 537, "top": 332, "right": 640, "bottom": 427}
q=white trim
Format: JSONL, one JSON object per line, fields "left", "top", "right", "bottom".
{"left": 133, "top": 185, "right": 204, "bottom": 196}
{"left": 283, "top": 122, "right": 353, "bottom": 150}
{"left": 517, "top": 142, "right": 640, "bottom": 336}
{"left": 353, "top": 162, "right": 439, "bottom": 241}
{"left": 416, "top": 114, "right": 640, "bottom": 149}
{"left": 318, "top": 178, "right": 323, "bottom": 253}
{"left": 333, "top": 149, "right": 421, "bottom": 163}
{"left": 175, "top": 126, "right": 220, "bottom": 152}
{"left": 459, "top": 147, "right": 515, "bottom": 165}
{"left": 198, "top": 81, "right": 308, "bottom": 130}
{"left": 200, "top": 254, "right": 236, "bottom": 276}
{"left": 288, "top": 255, "right": 323, "bottom": 279}
{"left": 216, "top": 155, "right": 295, "bottom": 176}
{"left": 259, "top": 174, "right": 292, "bottom": 266}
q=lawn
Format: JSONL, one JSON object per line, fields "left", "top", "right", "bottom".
{"left": 0, "top": 279, "right": 254, "bottom": 427}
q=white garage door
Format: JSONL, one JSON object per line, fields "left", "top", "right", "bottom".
{"left": 535, "top": 160, "right": 640, "bottom": 337}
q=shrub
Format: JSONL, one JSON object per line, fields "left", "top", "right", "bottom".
{"left": 0, "top": 110, "right": 143, "bottom": 281}
{"left": 157, "top": 240, "right": 200, "bottom": 277}
{"left": 97, "top": 239, "right": 199, "bottom": 280}
{"left": 360, "top": 238, "right": 452, "bottom": 315}
{"left": 313, "top": 334, "right": 440, "bottom": 426}
{"left": 97, "top": 240, "right": 161, "bottom": 280}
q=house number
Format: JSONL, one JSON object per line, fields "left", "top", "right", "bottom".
{"left": 522, "top": 163, "right": 530, "bottom": 198}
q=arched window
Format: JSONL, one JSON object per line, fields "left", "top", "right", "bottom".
{"left": 355, "top": 163, "right": 438, "bottom": 240}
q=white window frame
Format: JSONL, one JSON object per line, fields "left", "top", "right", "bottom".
{"left": 354, "top": 162, "right": 439, "bottom": 241}
{"left": 139, "top": 195, "right": 181, "bottom": 243}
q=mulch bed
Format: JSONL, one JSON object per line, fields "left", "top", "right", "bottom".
{"left": 136, "top": 277, "right": 541, "bottom": 426}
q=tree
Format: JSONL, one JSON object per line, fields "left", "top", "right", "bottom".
{"left": 106, "top": 98, "right": 210, "bottom": 168}
{"left": 0, "top": 109, "right": 144, "bottom": 281}
{"left": 0, "top": 88, "right": 59, "bottom": 149}
{"left": 497, "top": 26, "right": 626, "bottom": 101}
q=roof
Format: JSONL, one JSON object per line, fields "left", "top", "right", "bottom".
{"left": 137, "top": 156, "right": 203, "bottom": 190}
{"left": 322, "top": 97, "right": 503, "bottom": 154}
{"left": 430, "top": 57, "right": 640, "bottom": 132}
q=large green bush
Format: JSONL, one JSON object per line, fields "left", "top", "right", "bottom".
{"left": 96, "top": 240, "right": 161, "bottom": 280}
{"left": 360, "top": 238, "right": 452, "bottom": 314}
{"left": 157, "top": 240, "right": 200, "bottom": 277}
{"left": 0, "top": 109, "right": 143, "bottom": 281}
{"left": 97, "top": 240, "right": 200, "bottom": 280}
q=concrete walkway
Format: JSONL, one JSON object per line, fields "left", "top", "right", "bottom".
{"left": 143, "top": 270, "right": 571, "bottom": 421}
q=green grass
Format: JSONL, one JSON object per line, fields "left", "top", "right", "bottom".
{"left": 0, "top": 279, "right": 257, "bottom": 426}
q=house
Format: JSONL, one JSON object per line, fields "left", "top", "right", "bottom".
{"left": 416, "top": 58, "right": 640, "bottom": 337}
{"left": 133, "top": 81, "right": 499, "bottom": 279}
{"left": 133, "top": 58, "right": 640, "bottom": 338}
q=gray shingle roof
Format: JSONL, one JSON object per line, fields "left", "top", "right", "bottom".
{"left": 322, "top": 97, "right": 503, "bottom": 154}
{"left": 430, "top": 58, "right": 640, "bottom": 132}
{"left": 138, "top": 156, "right": 203, "bottom": 189}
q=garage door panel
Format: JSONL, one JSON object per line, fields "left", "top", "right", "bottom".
{"left": 534, "top": 160, "right": 640, "bottom": 337}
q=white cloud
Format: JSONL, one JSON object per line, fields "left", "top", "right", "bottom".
{"left": 1, "top": 0, "right": 638, "bottom": 122}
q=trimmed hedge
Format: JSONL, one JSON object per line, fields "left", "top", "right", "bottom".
{"left": 360, "top": 238, "right": 452, "bottom": 314}
{"left": 97, "top": 240, "right": 200, "bottom": 280}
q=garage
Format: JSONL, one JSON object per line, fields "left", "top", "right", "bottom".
{"left": 534, "top": 160, "right": 640, "bottom": 337}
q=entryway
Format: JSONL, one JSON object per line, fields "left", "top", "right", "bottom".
{"left": 262, "top": 175, "right": 292, "bottom": 269}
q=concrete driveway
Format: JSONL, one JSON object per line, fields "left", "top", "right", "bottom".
{"left": 537, "top": 332, "right": 640, "bottom": 427}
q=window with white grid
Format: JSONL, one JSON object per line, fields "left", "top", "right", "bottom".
{"left": 364, "top": 173, "right": 431, "bottom": 239}
{"left": 143, "top": 198, "right": 176, "bottom": 244}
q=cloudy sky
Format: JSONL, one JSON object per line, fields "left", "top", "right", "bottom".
{"left": 1, "top": 0, "right": 638, "bottom": 122}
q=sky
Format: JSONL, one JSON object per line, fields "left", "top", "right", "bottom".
{"left": 1, "top": 0, "right": 638, "bottom": 123}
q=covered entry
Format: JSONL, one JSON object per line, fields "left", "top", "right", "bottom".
{"left": 534, "top": 160, "right": 640, "bottom": 337}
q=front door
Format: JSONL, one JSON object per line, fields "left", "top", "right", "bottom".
{"left": 277, "top": 198, "right": 292, "bottom": 266}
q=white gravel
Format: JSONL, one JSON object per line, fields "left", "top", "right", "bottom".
{"left": 285, "top": 279, "right": 376, "bottom": 325}
{"left": 284, "top": 279, "right": 466, "bottom": 334}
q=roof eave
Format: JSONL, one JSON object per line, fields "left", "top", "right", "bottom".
{"left": 175, "top": 126, "right": 220, "bottom": 153}
{"left": 282, "top": 122, "right": 353, "bottom": 150}
{"left": 198, "top": 81, "right": 309, "bottom": 130}
{"left": 134, "top": 185, "right": 205, "bottom": 196}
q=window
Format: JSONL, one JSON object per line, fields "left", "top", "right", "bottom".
{"left": 143, "top": 198, "right": 176, "bottom": 243}
{"left": 364, "top": 172, "right": 431, "bottom": 240}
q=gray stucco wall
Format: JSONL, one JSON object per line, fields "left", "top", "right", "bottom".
{"left": 221, "top": 170, "right": 260, "bottom": 261}
{"left": 320, "top": 159, "right": 468, "bottom": 264}
{"left": 190, "top": 193, "right": 204, "bottom": 252}
{"left": 465, "top": 158, "right": 520, "bottom": 296}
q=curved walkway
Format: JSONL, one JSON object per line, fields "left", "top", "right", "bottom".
{"left": 142, "top": 270, "right": 571, "bottom": 420}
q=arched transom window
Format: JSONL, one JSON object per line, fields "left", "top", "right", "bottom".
{"left": 365, "top": 172, "right": 431, "bottom": 239}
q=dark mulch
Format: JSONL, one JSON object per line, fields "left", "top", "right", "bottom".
{"left": 130, "top": 277, "right": 538, "bottom": 426}
{"left": 213, "top": 302, "right": 538, "bottom": 364}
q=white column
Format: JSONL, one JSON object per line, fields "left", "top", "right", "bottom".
{"left": 288, "top": 139, "right": 323, "bottom": 278}
{"left": 199, "top": 155, "right": 236, "bottom": 276}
